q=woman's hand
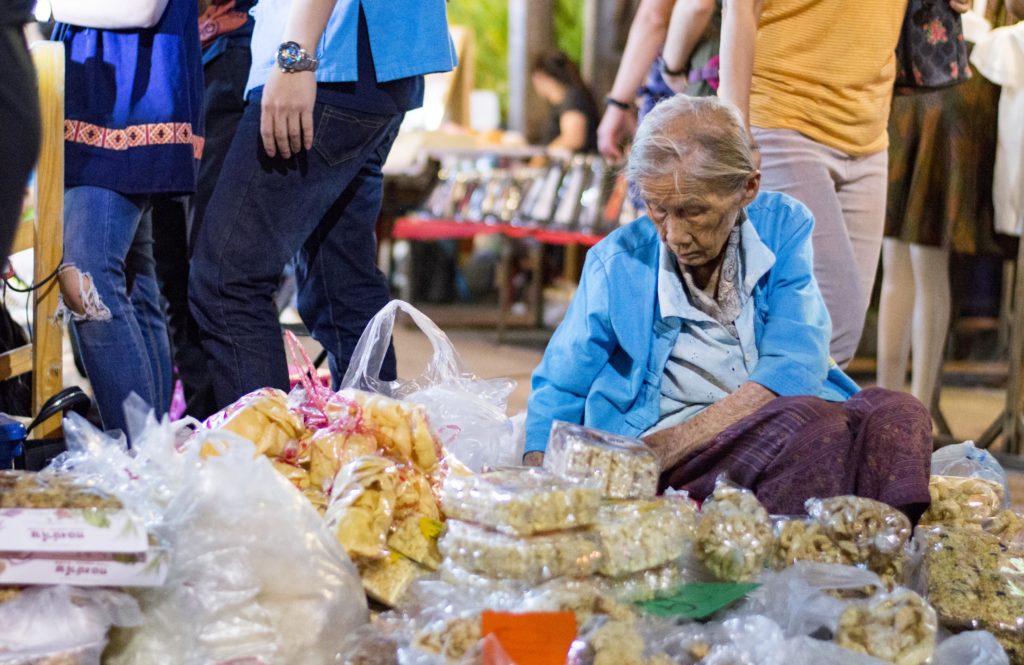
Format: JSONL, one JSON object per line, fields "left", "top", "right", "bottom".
{"left": 597, "top": 105, "right": 636, "bottom": 161}
{"left": 261, "top": 68, "right": 316, "bottom": 159}
{"left": 948, "top": 0, "right": 970, "bottom": 13}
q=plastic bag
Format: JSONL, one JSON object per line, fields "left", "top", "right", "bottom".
{"left": 440, "top": 467, "right": 600, "bottom": 536}
{"left": 544, "top": 421, "right": 660, "bottom": 499}
{"left": 54, "top": 401, "right": 369, "bottom": 665}
{"left": 931, "top": 442, "right": 1010, "bottom": 507}
{"left": 340, "top": 300, "right": 519, "bottom": 472}
{"left": 593, "top": 496, "right": 698, "bottom": 576}
{"left": 0, "top": 586, "right": 142, "bottom": 665}
{"left": 932, "top": 631, "right": 1009, "bottom": 665}
{"left": 739, "top": 562, "right": 885, "bottom": 638}
{"left": 805, "top": 496, "right": 911, "bottom": 566}
{"left": 921, "top": 475, "right": 1005, "bottom": 527}
{"left": 834, "top": 589, "right": 937, "bottom": 665}
{"left": 694, "top": 479, "right": 773, "bottom": 582}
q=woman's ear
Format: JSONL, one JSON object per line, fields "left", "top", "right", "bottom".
{"left": 740, "top": 171, "right": 761, "bottom": 206}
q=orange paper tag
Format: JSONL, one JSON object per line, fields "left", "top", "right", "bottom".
{"left": 480, "top": 611, "right": 577, "bottom": 665}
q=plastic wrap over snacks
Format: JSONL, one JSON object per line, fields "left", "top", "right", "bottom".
{"left": 325, "top": 455, "right": 400, "bottom": 560}
{"left": 595, "top": 559, "right": 693, "bottom": 603}
{"left": 835, "top": 589, "right": 938, "bottom": 665}
{"left": 0, "top": 586, "right": 142, "bottom": 665}
{"left": 918, "top": 526, "right": 1024, "bottom": 662}
{"left": 202, "top": 387, "right": 308, "bottom": 459}
{"left": 543, "top": 421, "right": 660, "bottom": 499}
{"left": 771, "top": 518, "right": 847, "bottom": 569}
{"left": 592, "top": 497, "right": 698, "bottom": 576}
{"left": 931, "top": 631, "right": 1009, "bottom": 665}
{"left": 805, "top": 496, "right": 911, "bottom": 566}
{"left": 695, "top": 481, "right": 773, "bottom": 582}
{"left": 339, "top": 299, "right": 521, "bottom": 473}
{"left": 439, "top": 519, "right": 602, "bottom": 582}
{"left": 920, "top": 475, "right": 1005, "bottom": 527}
{"left": 440, "top": 467, "right": 600, "bottom": 536}
{"left": 54, "top": 407, "right": 370, "bottom": 665}
{"left": 931, "top": 441, "right": 1010, "bottom": 507}
{"left": 327, "top": 390, "right": 442, "bottom": 474}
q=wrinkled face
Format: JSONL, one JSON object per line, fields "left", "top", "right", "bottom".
{"left": 643, "top": 177, "right": 748, "bottom": 268}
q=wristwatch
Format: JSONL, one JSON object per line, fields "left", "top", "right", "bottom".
{"left": 276, "top": 41, "right": 319, "bottom": 73}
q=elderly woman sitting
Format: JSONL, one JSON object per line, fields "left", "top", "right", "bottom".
{"left": 524, "top": 95, "right": 932, "bottom": 520}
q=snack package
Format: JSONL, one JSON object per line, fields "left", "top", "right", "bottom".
{"left": 438, "top": 520, "right": 602, "bottom": 583}
{"left": 694, "top": 480, "right": 772, "bottom": 582}
{"left": 388, "top": 514, "right": 444, "bottom": 570}
{"left": 835, "top": 589, "right": 937, "bottom": 665}
{"left": 771, "top": 518, "right": 847, "bottom": 569}
{"left": 593, "top": 497, "right": 698, "bottom": 577}
{"left": 327, "top": 390, "right": 441, "bottom": 474}
{"left": 203, "top": 388, "right": 307, "bottom": 458}
{"left": 984, "top": 510, "right": 1024, "bottom": 548}
{"left": 270, "top": 459, "right": 310, "bottom": 491}
{"left": 358, "top": 553, "right": 430, "bottom": 607}
{"left": 918, "top": 526, "right": 1024, "bottom": 662}
{"left": 440, "top": 467, "right": 600, "bottom": 536}
{"left": 0, "top": 585, "right": 142, "bottom": 665}
{"left": 930, "top": 442, "right": 1010, "bottom": 507}
{"left": 594, "top": 559, "right": 692, "bottom": 603}
{"left": 0, "top": 471, "right": 123, "bottom": 509}
{"left": 920, "top": 475, "right": 1004, "bottom": 528}
{"left": 324, "top": 455, "right": 399, "bottom": 560}
{"left": 805, "top": 496, "right": 911, "bottom": 567}
{"left": 543, "top": 422, "right": 660, "bottom": 499}
{"left": 308, "top": 426, "right": 380, "bottom": 496}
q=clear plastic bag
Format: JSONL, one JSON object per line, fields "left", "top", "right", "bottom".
{"left": 0, "top": 586, "right": 142, "bottom": 665}
{"left": 770, "top": 518, "right": 848, "bottom": 569}
{"left": 916, "top": 525, "right": 1024, "bottom": 662}
{"left": 593, "top": 496, "right": 698, "bottom": 576}
{"left": 440, "top": 467, "right": 600, "bottom": 536}
{"left": 438, "top": 519, "right": 603, "bottom": 582}
{"left": 834, "top": 589, "right": 937, "bottom": 665}
{"left": 805, "top": 496, "right": 911, "bottom": 566}
{"left": 543, "top": 421, "right": 660, "bottom": 499}
{"left": 339, "top": 300, "right": 519, "bottom": 472}
{"left": 55, "top": 402, "right": 369, "bottom": 665}
{"left": 931, "top": 442, "right": 1010, "bottom": 507}
{"left": 694, "top": 479, "right": 773, "bottom": 582}
{"left": 594, "top": 558, "right": 695, "bottom": 603}
{"left": 202, "top": 387, "right": 308, "bottom": 459}
{"left": 920, "top": 475, "right": 1005, "bottom": 528}
{"left": 932, "top": 631, "right": 1009, "bottom": 665}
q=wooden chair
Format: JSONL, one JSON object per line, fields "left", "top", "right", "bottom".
{"left": 0, "top": 41, "right": 65, "bottom": 438}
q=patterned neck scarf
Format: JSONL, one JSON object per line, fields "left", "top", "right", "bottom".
{"left": 679, "top": 222, "right": 744, "bottom": 337}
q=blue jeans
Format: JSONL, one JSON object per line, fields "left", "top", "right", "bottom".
{"left": 63, "top": 187, "right": 172, "bottom": 432}
{"left": 189, "top": 90, "right": 402, "bottom": 410}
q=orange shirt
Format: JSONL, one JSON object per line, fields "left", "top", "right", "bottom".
{"left": 750, "top": 0, "right": 909, "bottom": 155}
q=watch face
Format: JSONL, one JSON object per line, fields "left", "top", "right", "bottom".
{"left": 277, "top": 42, "right": 302, "bottom": 70}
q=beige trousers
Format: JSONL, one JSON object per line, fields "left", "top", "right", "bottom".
{"left": 753, "top": 127, "right": 889, "bottom": 367}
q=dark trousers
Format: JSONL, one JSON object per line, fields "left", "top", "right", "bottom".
{"left": 152, "top": 44, "right": 251, "bottom": 420}
{"left": 0, "top": 25, "right": 40, "bottom": 259}
{"left": 189, "top": 88, "right": 402, "bottom": 411}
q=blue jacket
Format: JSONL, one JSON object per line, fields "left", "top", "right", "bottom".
{"left": 525, "top": 191, "right": 860, "bottom": 454}
{"left": 246, "top": 0, "right": 457, "bottom": 95}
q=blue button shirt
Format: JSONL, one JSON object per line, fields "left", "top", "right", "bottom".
{"left": 246, "top": 0, "right": 456, "bottom": 97}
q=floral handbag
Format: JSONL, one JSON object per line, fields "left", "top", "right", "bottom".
{"left": 894, "top": 0, "right": 972, "bottom": 93}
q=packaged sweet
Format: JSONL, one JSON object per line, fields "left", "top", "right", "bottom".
{"left": 309, "top": 427, "right": 379, "bottom": 495}
{"left": 203, "top": 387, "right": 307, "bottom": 458}
{"left": 394, "top": 467, "right": 442, "bottom": 522}
{"left": 930, "top": 441, "right": 1010, "bottom": 506}
{"left": 544, "top": 422, "right": 660, "bottom": 499}
{"left": 694, "top": 481, "right": 772, "bottom": 582}
{"left": 438, "top": 520, "right": 602, "bottom": 583}
{"left": 771, "top": 519, "right": 846, "bottom": 569}
{"left": 411, "top": 615, "right": 482, "bottom": 663}
{"left": 359, "top": 553, "right": 430, "bottom": 608}
{"left": 920, "top": 475, "right": 1004, "bottom": 528}
{"left": 594, "top": 559, "right": 691, "bottom": 603}
{"left": 593, "top": 497, "right": 698, "bottom": 577}
{"left": 0, "top": 471, "right": 122, "bottom": 510}
{"left": 388, "top": 514, "right": 444, "bottom": 570}
{"left": 984, "top": 510, "right": 1024, "bottom": 547}
{"left": 835, "top": 589, "right": 937, "bottom": 665}
{"left": 327, "top": 390, "right": 441, "bottom": 474}
{"left": 270, "top": 459, "right": 310, "bottom": 491}
{"left": 440, "top": 467, "right": 600, "bottom": 536}
{"left": 806, "top": 496, "right": 911, "bottom": 567}
{"left": 324, "top": 455, "right": 399, "bottom": 560}
{"left": 919, "top": 526, "right": 1024, "bottom": 662}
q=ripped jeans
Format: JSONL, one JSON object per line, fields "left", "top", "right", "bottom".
{"left": 62, "top": 186, "right": 172, "bottom": 433}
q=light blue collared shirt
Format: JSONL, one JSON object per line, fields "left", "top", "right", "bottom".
{"left": 646, "top": 220, "right": 776, "bottom": 435}
{"left": 246, "top": 0, "right": 457, "bottom": 96}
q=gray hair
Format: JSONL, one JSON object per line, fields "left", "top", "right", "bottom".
{"left": 626, "top": 95, "right": 756, "bottom": 201}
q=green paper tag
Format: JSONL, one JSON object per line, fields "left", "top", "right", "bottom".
{"left": 635, "top": 582, "right": 759, "bottom": 619}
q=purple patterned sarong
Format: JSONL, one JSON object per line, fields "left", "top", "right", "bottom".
{"left": 660, "top": 387, "right": 933, "bottom": 521}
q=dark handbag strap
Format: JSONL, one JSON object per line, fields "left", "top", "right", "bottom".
{"left": 25, "top": 386, "right": 92, "bottom": 436}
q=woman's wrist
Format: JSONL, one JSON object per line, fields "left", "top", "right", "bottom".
{"left": 604, "top": 95, "right": 634, "bottom": 111}
{"left": 660, "top": 58, "right": 687, "bottom": 77}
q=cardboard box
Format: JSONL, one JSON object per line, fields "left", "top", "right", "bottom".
{"left": 0, "top": 547, "right": 169, "bottom": 586}
{"left": 0, "top": 507, "right": 149, "bottom": 554}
